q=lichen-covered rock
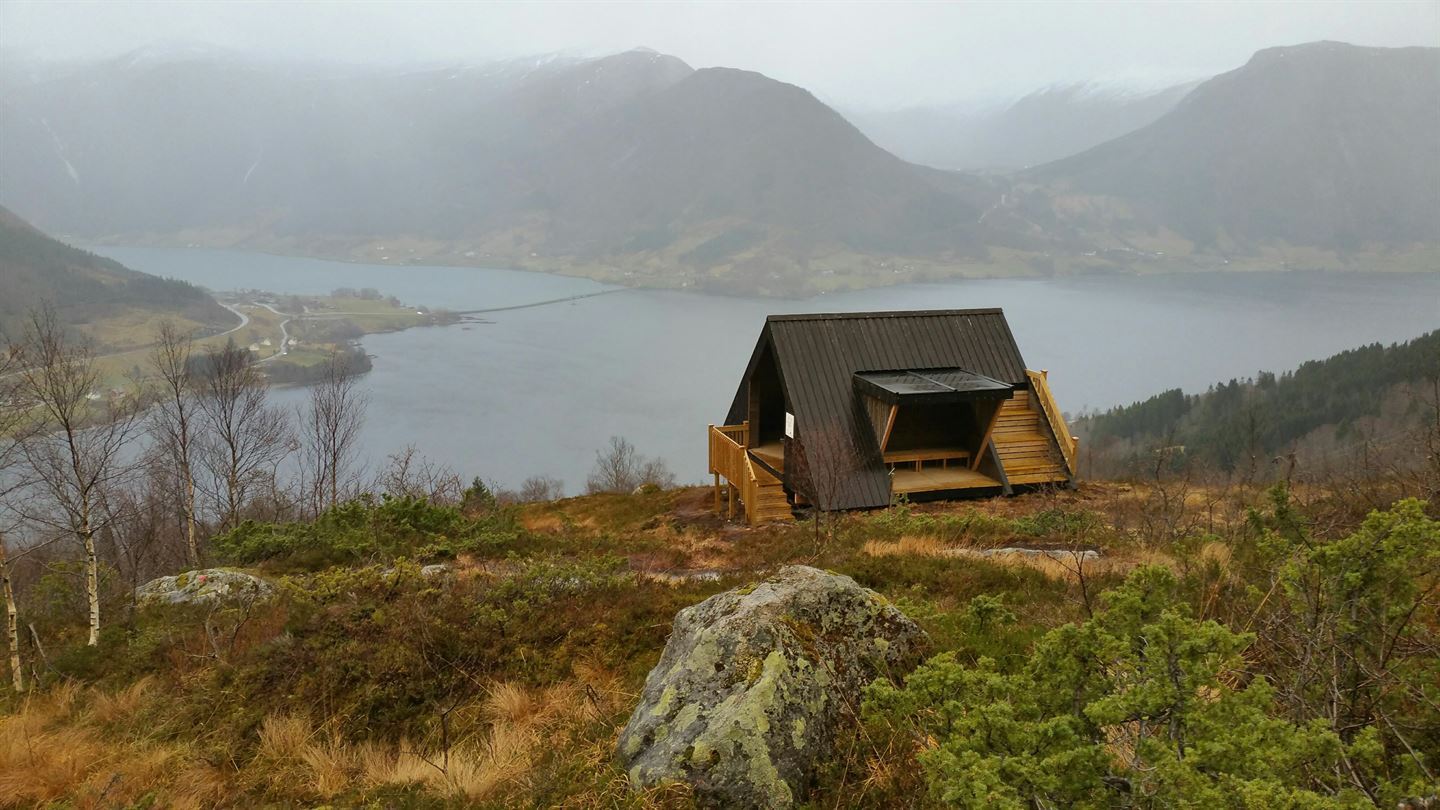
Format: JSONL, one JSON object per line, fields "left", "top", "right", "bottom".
{"left": 617, "top": 565, "right": 926, "bottom": 808}
{"left": 135, "top": 568, "right": 274, "bottom": 607}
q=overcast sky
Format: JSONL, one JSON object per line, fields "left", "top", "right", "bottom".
{"left": 2, "top": 0, "right": 1436, "bottom": 107}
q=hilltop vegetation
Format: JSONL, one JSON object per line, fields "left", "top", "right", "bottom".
{"left": 1, "top": 473, "right": 1436, "bottom": 807}
{"left": 2, "top": 315, "right": 1437, "bottom": 810}
{"left": 1076, "top": 329, "right": 1440, "bottom": 475}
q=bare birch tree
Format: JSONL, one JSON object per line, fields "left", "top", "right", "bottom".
{"left": 196, "top": 341, "right": 291, "bottom": 531}
{"left": 17, "top": 308, "right": 142, "bottom": 647}
{"left": 0, "top": 333, "right": 34, "bottom": 690}
{"left": 585, "top": 436, "right": 674, "bottom": 494}
{"left": 298, "top": 351, "right": 368, "bottom": 514}
{"left": 374, "top": 445, "right": 464, "bottom": 502}
{"left": 147, "top": 320, "right": 204, "bottom": 565}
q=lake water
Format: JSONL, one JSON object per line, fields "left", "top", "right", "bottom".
{"left": 95, "top": 246, "right": 1440, "bottom": 492}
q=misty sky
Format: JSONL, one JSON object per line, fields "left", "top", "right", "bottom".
{"left": 3, "top": 0, "right": 1436, "bottom": 107}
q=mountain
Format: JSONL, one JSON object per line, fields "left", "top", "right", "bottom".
{"left": 0, "top": 48, "right": 1013, "bottom": 293}
{"left": 847, "top": 79, "right": 1197, "bottom": 171}
{"left": 1027, "top": 42, "right": 1440, "bottom": 252}
{"left": 1, "top": 42, "right": 1436, "bottom": 294}
{"left": 0, "top": 206, "right": 229, "bottom": 347}
{"left": 471, "top": 67, "right": 1004, "bottom": 286}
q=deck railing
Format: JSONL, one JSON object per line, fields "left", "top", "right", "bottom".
{"left": 709, "top": 422, "right": 749, "bottom": 482}
{"left": 709, "top": 422, "right": 764, "bottom": 523}
{"left": 1026, "top": 369, "right": 1079, "bottom": 477}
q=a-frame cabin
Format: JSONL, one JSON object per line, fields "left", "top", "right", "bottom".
{"left": 707, "top": 309, "right": 1078, "bottom": 524}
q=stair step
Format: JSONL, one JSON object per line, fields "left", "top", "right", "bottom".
{"left": 1008, "top": 472, "right": 1069, "bottom": 485}
{"left": 1004, "top": 460, "right": 1064, "bottom": 470}
{"left": 996, "top": 432, "right": 1054, "bottom": 443}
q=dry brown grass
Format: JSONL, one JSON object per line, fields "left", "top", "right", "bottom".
{"left": 256, "top": 712, "right": 313, "bottom": 764}
{"left": 239, "top": 675, "right": 618, "bottom": 804}
{"left": 861, "top": 535, "right": 950, "bottom": 558}
{"left": 357, "top": 739, "right": 434, "bottom": 787}
{"left": 87, "top": 676, "right": 153, "bottom": 726}
{"left": 0, "top": 682, "right": 229, "bottom": 809}
{"left": 300, "top": 735, "right": 358, "bottom": 799}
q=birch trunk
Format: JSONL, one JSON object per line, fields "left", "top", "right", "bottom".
{"left": 185, "top": 471, "right": 199, "bottom": 566}
{"left": 0, "top": 536, "right": 22, "bottom": 693}
{"left": 81, "top": 514, "right": 100, "bottom": 646}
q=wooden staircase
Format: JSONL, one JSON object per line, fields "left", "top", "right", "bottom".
{"left": 744, "top": 455, "right": 794, "bottom": 524}
{"left": 992, "top": 389, "right": 1071, "bottom": 486}
{"left": 708, "top": 423, "right": 794, "bottom": 526}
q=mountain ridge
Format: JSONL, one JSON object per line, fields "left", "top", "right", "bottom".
{"left": 1, "top": 41, "right": 1435, "bottom": 295}
{"left": 1027, "top": 41, "right": 1440, "bottom": 250}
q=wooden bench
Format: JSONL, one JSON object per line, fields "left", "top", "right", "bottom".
{"left": 883, "top": 447, "right": 972, "bottom": 471}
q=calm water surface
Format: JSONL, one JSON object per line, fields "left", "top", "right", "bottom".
{"left": 95, "top": 247, "right": 1440, "bottom": 491}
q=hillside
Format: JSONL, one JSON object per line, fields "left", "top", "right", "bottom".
{"left": 1075, "top": 329, "right": 1440, "bottom": 474}
{"left": 848, "top": 79, "right": 1197, "bottom": 171}
{"left": 2, "top": 475, "right": 1436, "bottom": 805}
{"left": 474, "top": 67, "right": 1005, "bottom": 292}
{"left": 0, "top": 206, "right": 230, "bottom": 347}
{"left": 1027, "top": 42, "right": 1440, "bottom": 252}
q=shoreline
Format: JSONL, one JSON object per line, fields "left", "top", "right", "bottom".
{"left": 79, "top": 240, "right": 1440, "bottom": 305}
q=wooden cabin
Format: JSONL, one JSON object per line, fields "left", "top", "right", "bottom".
{"left": 708, "top": 309, "right": 1078, "bottom": 524}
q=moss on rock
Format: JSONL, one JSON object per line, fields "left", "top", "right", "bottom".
{"left": 616, "top": 565, "right": 926, "bottom": 808}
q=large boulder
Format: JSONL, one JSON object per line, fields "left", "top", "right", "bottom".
{"left": 135, "top": 568, "right": 274, "bottom": 608}
{"left": 617, "top": 565, "right": 926, "bottom": 807}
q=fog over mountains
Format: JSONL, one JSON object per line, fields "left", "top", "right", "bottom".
{"left": 845, "top": 79, "right": 1200, "bottom": 172}
{"left": 1030, "top": 42, "right": 1440, "bottom": 250}
{"left": 1, "top": 40, "right": 1435, "bottom": 294}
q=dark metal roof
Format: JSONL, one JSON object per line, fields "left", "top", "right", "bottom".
{"left": 854, "top": 368, "right": 1013, "bottom": 404}
{"left": 724, "top": 309, "right": 1029, "bottom": 510}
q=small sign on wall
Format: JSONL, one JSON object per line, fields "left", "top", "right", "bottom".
{"left": 785, "top": 412, "right": 795, "bottom": 438}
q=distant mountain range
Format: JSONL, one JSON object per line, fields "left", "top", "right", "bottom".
{"left": 1, "top": 41, "right": 1435, "bottom": 295}
{"left": 1027, "top": 42, "right": 1440, "bottom": 252}
{"left": 845, "top": 79, "right": 1200, "bottom": 172}
{"left": 0, "top": 206, "right": 227, "bottom": 346}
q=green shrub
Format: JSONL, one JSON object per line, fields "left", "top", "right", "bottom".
{"left": 864, "top": 565, "right": 1428, "bottom": 808}
{"left": 212, "top": 494, "right": 519, "bottom": 568}
{"left": 1010, "top": 507, "right": 1101, "bottom": 538}
{"left": 860, "top": 502, "right": 1015, "bottom": 544}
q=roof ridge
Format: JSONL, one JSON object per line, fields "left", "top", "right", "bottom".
{"left": 766, "top": 308, "right": 1004, "bottom": 323}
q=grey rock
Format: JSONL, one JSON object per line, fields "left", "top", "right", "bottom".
{"left": 938, "top": 546, "right": 1100, "bottom": 562}
{"left": 978, "top": 547, "right": 1100, "bottom": 562}
{"left": 135, "top": 568, "right": 274, "bottom": 607}
{"left": 617, "top": 565, "right": 926, "bottom": 808}
{"left": 419, "top": 563, "right": 452, "bottom": 578}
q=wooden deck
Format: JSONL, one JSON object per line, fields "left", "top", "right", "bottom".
{"left": 892, "top": 466, "right": 1001, "bottom": 494}
{"left": 750, "top": 441, "right": 785, "bottom": 473}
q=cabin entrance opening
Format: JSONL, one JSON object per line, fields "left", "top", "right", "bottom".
{"left": 746, "top": 345, "right": 787, "bottom": 473}
{"left": 853, "top": 368, "right": 1013, "bottom": 495}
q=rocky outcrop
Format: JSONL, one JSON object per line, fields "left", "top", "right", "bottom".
{"left": 948, "top": 546, "right": 1101, "bottom": 562}
{"left": 135, "top": 568, "right": 274, "bottom": 608}
{"left": 617, "top": 565, "right": 926, "bottom": 807}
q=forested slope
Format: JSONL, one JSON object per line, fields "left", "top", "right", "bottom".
{"left": 0, "top": 205, "right": 228, "bottom": 346}
{"left": 1076, "top": 329, "right": 1440, "bottom": 471}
